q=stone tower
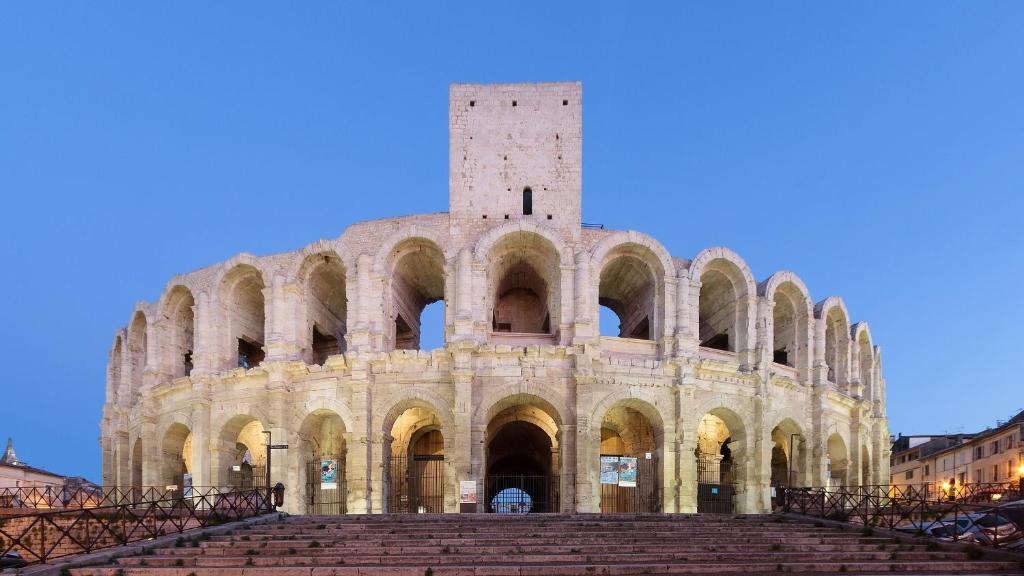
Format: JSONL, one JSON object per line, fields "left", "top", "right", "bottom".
{"left": 449, "top": 82, "right": 582, "bottom": 240}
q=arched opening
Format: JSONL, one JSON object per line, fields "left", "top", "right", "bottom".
{"left": 489, "top": 232, "right": 560, "bottom": 338}
{"left": 108, "top": 336, "right": 123, "bottom": 405}
{"left": 297, "top": 410, "right": 347, "bottom": 514}
{"left": 485, "top": 398, "right": 561, "bottom": 513}
{"left": 695, "top": 410, "right": 745, "bottom": 513}
{"left": 385, "top": 406, "right": 445, "bottom": 513}
{"left": 698, "top": 266, "right": 741, "bottom": 352}
{"left": 127, "top": 312, "right": 147, "bottom": 403}
{"left": 221, "top": 266, "right": 266, "bottom": 370}
{"left": 826, "top": 433, "right": 849, "bottom": 488}
{"left": 858, "top": 331, "right": 873, "bottom": 401}
{"left": 599, "top": 402, "right": 663, "bottom": 513}
{"left": 823, "top": 307, "right": 850, "bottom": 388}
{"left": 303, "top": 254, "right": 347, "bottom": 365}
{"left": 772, "top": 283, "right": 808, "bottom": 370}
{"left": 130, "top": 438, "right": 143, "bottom": 499}
{"left": 522, "top": 187, "right": 533, "bottom": 215}
{"left": 216, "top": 415, "right": 267, "bottom": 490}
{"left": 598, "top": 251, "right": 658, "bottom": 340}
{"left": 387, "top": 239, "right": 445, "bottom": 351}
{"left": 163, "top": 287, "right": 195, "bottom": 378}
{"left": 769, "top": 419, "right": 807, "bottom": 508}
{"left": 160, "top": 423, "right": 193, "bottom": 492}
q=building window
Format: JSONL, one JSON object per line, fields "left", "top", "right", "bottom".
{"left": 522, "top": 187, "right": 533, "bottom": 215}
{"left": 905, "top": 470, "right": 914, "bottom": 480}
{"left": 993, "top": 464, "right": 999, "bottom": 481}
{"left": 924, "top": 464, "right": 930, "bottom": 476}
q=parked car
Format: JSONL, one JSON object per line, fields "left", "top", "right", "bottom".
{"left": 1, "top": 551, "right": 28, "bottom": 569}
{"left": 961, "top": 512, "right": 1022, "bottom": 545}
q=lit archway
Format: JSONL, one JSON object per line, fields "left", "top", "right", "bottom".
{"left": 598, "top": 401, "right": 663, "bottom": 512}
{"left": 215, "top": 415, "right": 267, "bottom": 489}
{"left": 296, "top": 409, "right": 347, "bottom": 514}
{"left": 769, "top": 418, "right": 808, "bottom": 499}
{"left": 826, "top": 433, "right": 849, "bottom": 487}
{"left": 695, "top": 409, "right": 747, "bottom": 513}
{"left": 385, "top": 404, "right": 446, "bottom": 513}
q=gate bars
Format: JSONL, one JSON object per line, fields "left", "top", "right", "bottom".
{"left": 0, "top": 487, "right": 266, "bottom": 565}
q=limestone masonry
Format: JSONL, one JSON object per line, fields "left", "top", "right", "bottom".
{"left": 100, "top": 82, "right": 889, "bottom": 515}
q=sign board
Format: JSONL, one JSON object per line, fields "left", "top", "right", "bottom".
{"left": 645, "top": 452, "right": 652, "bottom": 460}
{"left": 459, "top": 480, "right": 478, "bottom": 504}
{"left": 600, "top": 456, "right": 620, "bottom": 485}
{"left": 617, "top": 457, "right": 638, "bottom": 487}
{"left": 320, "top": 459, "right": 338, "bottom": 490}
{"left": 270, "top": 444, "right": 289, "bottom": 450}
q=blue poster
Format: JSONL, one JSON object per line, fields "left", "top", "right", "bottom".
{"left": 600, "top": 456, "right": 619, "bottom": 485}
{"left": 320, "top": 459, "right": 338, "bottom": 490}
{"left": 617, "top": 457, "right": 638, "bottom": 487}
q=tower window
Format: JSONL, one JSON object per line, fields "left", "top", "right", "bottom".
{"left": 562, "top": 99, "right": 568, "bottom": 106}
{"left": 512, "top": 100, "right": 517, "bottom": 107}
{"left": 522, "top": 187, "right": 533, "bottom": 216}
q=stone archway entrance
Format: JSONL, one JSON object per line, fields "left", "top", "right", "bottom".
{"left": 599, "top": 403, "right": 662, "bottom": 513}
{"left": 297, "top": 409, "right": 347, "bottom": 515}
{"left": 695, "top": 410, "right": 745, "bottom": 513}
{"left": 385, "top": 406, "right": 446, "bottom": 513}
{"left": 484, "top": 402, "right": 561, "bottom": 513}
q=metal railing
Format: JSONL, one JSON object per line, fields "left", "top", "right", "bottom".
{"left": 782, "top": 485, "right": 1024, "bottom": 550}
{"left": 0, "top": 487, "right": 267, "bottom": 564}
{"left": 0, "top": 485, "right": 188, "bottom": 511}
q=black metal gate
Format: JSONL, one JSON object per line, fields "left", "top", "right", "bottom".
{"left": 228, "top": 463, "right": 267, "bottom": 491}
{"left": 600, "top": 454, "right": 661, "bottom": 513}
{"left": 485, "top": 475, "right": 561, "bottom": 513}
{"left": 696, "top": 453, "right": 734, "bottom": 513}
{"left": 305, "top": 458, "right": 346, "bottom": 514}
{"left": 387, "top": 454, "right": 445, "bottom": 513}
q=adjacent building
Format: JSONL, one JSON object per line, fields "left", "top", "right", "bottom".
{"left": 890, "top": 411, "right": 1024, "bottom": 496}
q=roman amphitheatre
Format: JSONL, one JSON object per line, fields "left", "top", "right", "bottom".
{"left": 99, "top": 81, "right": 889, "bottom": 517}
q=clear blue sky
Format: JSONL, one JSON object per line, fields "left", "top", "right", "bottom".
{"left": 2, "top": 2, "right": 1022, "bottom": 482}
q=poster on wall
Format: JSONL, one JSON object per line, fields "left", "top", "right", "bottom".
{"left": 320, "top": 459, "right": 338, "bottom": 490}
{"left": 460, "top": 480, "right": 478, "bottom": 504}
{"left": 600, "top": 456, "right": 620, "bottom": 484}
{"left": 182, "top": 473, "right": 193, "bottom": 498}
{"left": 617, "top": 457, "right": 638, "bottom": 487}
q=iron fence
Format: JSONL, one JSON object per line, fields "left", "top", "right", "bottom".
{"left": 782, "top": 485, "right": 1024, "bottom": 550}
{"left": 0, "top": 487, "right": 267, "bottom": 565}
{"left": 0, "top": 485, "right": 195, "bottom": 510}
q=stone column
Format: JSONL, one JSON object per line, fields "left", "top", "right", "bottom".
{"left": 115, "top": 430, "right": 130, "bottom": 490}
{"left": 560, "top": 424, "right": 576, "bottom": 513}
{"left": 661, "top": 276, "right": 678, "bottom": 353}
{"left": 140, "top": 414, "right": 159, "bottom": 488}
{"left": 558, "top": 262, "right": 575, "bottom": 345}
{"left": 190, "top": 380, "right": 213, "bottom": 490}
{"left": 661, "top": 415, "right": 679, "bottom": 512}
{"left": 454, "top": 248, "right": 474, "bottom": 340}
{"left": 572, "top": 252, "right": 593, "bottom": 344}
{"left": 452, "top": 349, "right": 474, "bottom": 511}
{"left": 265, "top": 275, "right": 288, "bottom": 361}
{"left": 347, "top": 369, "right": 372, "bottom": 513}
{"left": 678, "top": 428, "right": 698, "bottom": 513}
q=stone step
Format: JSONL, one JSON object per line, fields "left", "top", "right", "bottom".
{"left": 72, "top": 560, "right": 1024, "bottom": 575}
{"left": 112, "top": 550, "right": 976, "bottom": 567}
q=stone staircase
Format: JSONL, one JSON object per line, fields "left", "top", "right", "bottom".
{"left": 69, "top": 514, "right": 1024, "bottom": 575}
